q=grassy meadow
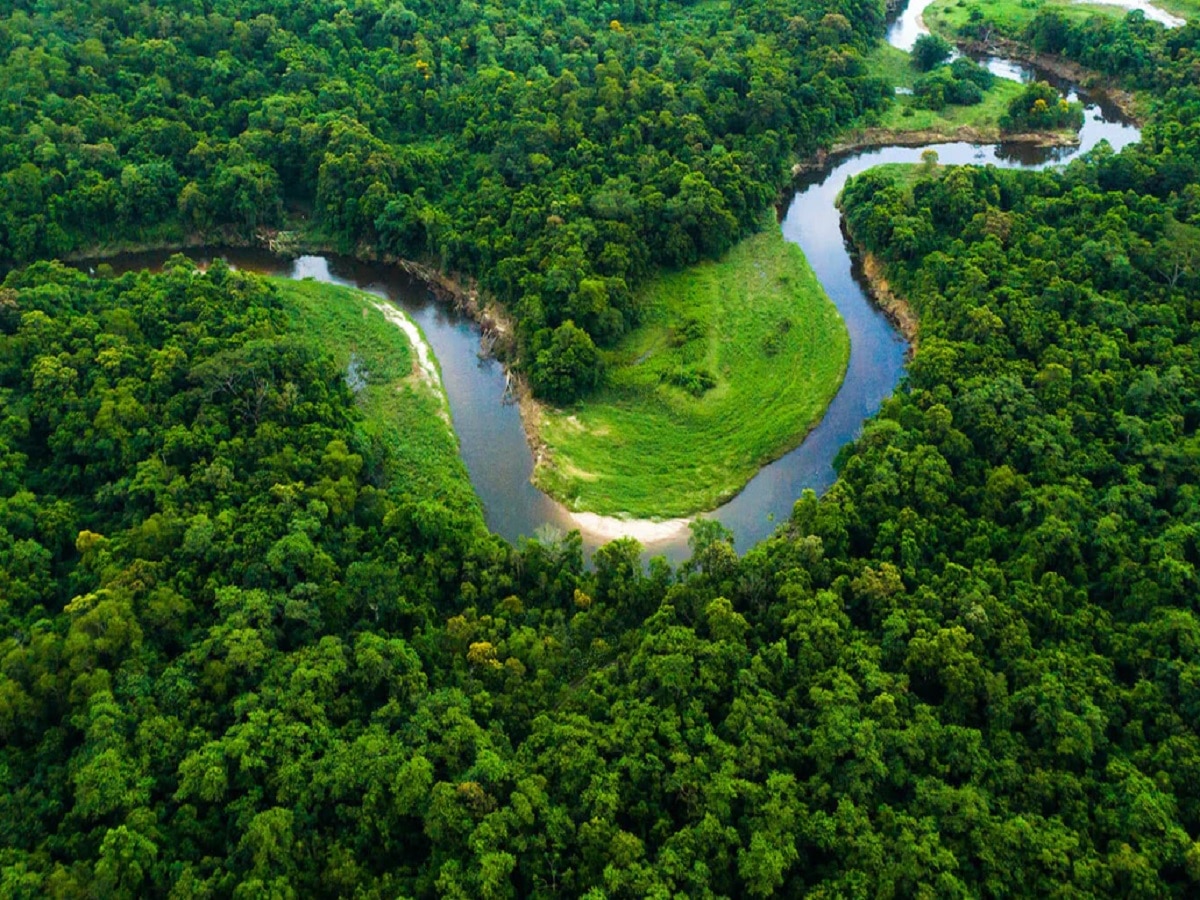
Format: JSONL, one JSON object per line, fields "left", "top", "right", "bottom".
{"left": 274, "top": 278, "right": 482, "bottom": 519}
{"left": 861, "top": 43, "right": 1030, "bottom": 135}
{"left": 533, "top": 226, "right": 850, "bottom": 519}
{"left": 855, "top": 159, "right": 948, "bottom": 193}
{"left": 924, "top": 0, "right": 1194, "bottom": 37}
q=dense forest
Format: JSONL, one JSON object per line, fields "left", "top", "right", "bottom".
{"left": 0, "top": 0, "right": 890, "bottom": 400}
{"left": 4, "top": 0, "right": 1200, "bottom": 896}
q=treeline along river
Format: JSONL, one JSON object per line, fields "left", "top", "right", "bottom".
{"left": 92, "top": 13, "right": 1142, "bottom": 561}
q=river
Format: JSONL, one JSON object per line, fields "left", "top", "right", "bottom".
{"left": 92, "top": 12, "right": 1144, "bottom": 563}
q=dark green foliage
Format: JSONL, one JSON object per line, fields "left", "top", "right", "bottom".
{"left": 912, "top": 32, "right": 953, "bottom": 70}
{"left": 0, "top": 0, "right": 891, "bottom": 400}
{"left": 5, "top": 1, "right": 1200, "bottom": 897}
{"left": 667, "top": 363, "right": 717, "bottom": 396}
{"left": 1028, "top": 8, "right": 1073, "bottom": 53}
{"left": 1040, "top": 6, "right": 1185, "bottom": 78}
{"left": 956, "top": 0, "right": 1190, "bottom": 85}
{"left": 761, "top": 315, "right": 793, "bottom": 356}
{"left": 912, "top": 56, "right": 994, "bottom": 110}
{"left": 529, "top": 319, "right": 602, "bottom": 404}
{"left": 830, "top": 41, "right": 1200, "bottom": 883}
{"left": 999, "top": 80, "right": 1085, "bottom": 132}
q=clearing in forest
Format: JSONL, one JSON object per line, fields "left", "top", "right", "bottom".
{"left": 861, "top": 43, "right": 1031, "bottom": 136}
{"left": 533, "top": 227, "right": 849, "bottom": 519}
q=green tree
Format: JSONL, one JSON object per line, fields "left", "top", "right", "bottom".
{"left": 912, "top": 34, "right": 952, "bottom": 72}
{"left": 529, "top": 320, "right": 602, "bottom": 403}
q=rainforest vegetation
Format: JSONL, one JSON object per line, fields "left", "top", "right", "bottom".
{"left": 533, "top": 224, "right": 849, "bottom": 518}
{"left": 4, "top": 0, "right": 1200, "bottom": 896}
{"left": 0, "top": 0, "right": 891, "bottom": 402}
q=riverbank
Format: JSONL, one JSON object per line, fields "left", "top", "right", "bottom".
{"left": 70, "top": 233, "right": 712, "bottom": 546}
{"left": 571, "top": 512, "right": 693, "bottom": 546}
{"left": 920, "top": 0, "right": 1146, "bottom": 120}
{"left": 68, "top": 226, "right": 531, "bottom": 433}
{"left": 794, "top": 37, "right": 1086, "bottom": 175}
{"left": 970, "top": 38, "right": 1141, "bottom": 119}
{"left": 65, "top": 28, "right": 1132, "bottom": 548}
{"left": 794, "top": 124, "right": 1078, "bottom": 175}
{"left": 278, "top": 262, "right": 698, "bottom": 548}
{"left": 924, "top": 0, "right": 1185, "bottom": 45}
{"left": 831, "top": 170, "right": 921, "bottom": 348}
{"left": 837, "top": 124, "right": 1076, "bottom": 156}
{"left": 66, "top": 227, "right": 510, "bottom": 343}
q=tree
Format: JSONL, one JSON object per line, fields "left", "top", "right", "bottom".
{"left": 1000, "top": 82, "right": 1084, "bottom": 132}
{"left": 208, "top": 162, "right": 284, "bottom": 231}
{"left": 912, "top": 34, "right": 952, "bottom": 72}
{"left": 529, "top": 320, "right": 602, "bottom": 403}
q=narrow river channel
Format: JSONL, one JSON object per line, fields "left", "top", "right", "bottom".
{"left": 93, "top": 7, "right": 1144, "bottom": 562}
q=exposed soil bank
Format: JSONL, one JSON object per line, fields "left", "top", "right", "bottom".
{"left": 570, "top": 512, "right": 693, "bottom": 546}
{"left": 67, "top": 227, "right": 505, "bottom": 339}
{"left": 370, "top": 299, "right": 441, "bottom": 390}
{"left": 64, "top": 229, "right": 257, "bottom": 261}
{"left": 68, "top": 231, "right": 706, "bottom": 546}
{"left": 857, "top": 252, "right": 920, "bottom": 347}
{"left": 835, "top": 125, "right": 1078, "bottom": 154}
{"left": 69, "top": 228, "right": 530, "bottom": 410}
{"left": 71, "top": 21, "right": 1139, "bottom": 550}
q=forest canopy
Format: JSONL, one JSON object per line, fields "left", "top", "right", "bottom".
{"left": 4, "top": 0, "right": 1200, "bottom": 896}
{"left": 0, "top": 0, "right": 891, "bottom": 399}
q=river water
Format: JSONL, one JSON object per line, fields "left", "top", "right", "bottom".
{"left": 92, "top": 11, "right": 1144, "bottom": 562}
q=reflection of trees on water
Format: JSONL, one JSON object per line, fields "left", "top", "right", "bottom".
{"left": 993, "top": 142, "right": 1060, "bottom": 166}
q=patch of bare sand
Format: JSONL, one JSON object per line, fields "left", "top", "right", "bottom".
{"left": 570, "top": 512, "right": 692, "bottom": 545}
{"left": 372, "top": 300, "right": 440, "bottom": 387}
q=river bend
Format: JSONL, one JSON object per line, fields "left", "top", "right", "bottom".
{"left": 94, "top": 9, "right": 1143, "bottom": 561}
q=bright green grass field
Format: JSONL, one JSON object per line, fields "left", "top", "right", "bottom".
{"left": 925, "top": 0, "right": 1195, "bottom": 38}
{"left": 273, "top": 278, "right": 483, "bottom": 520}
{"left": 860, "top": 43, "right": 1029, "bottom": 135}
{"left": 534, "top": 227, "right": 850, "bottom": 519}
{"left": 855, "top": 160, "right": 945, "bottom": 194}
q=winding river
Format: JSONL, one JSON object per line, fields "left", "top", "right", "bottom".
{"left": 95, "top": 6, "right": 1146, "bottom": 562}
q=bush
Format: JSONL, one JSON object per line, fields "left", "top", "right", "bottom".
{"left": 913, "top": 70, "right": 951, "bottom": 110}
{"left": 914, "top": 58, "right": 990, "bottom": 109}
{"left": 912, "top": 33, "right": 953, "bottom": 71}
{"left": 948, "top": 78, "right": 983, "bottom": 105}
{"left": 950, "top": 57, "right": 994, "bottom": 90}
{"left": 530, "top": 320, "right": 603, "bottom": 403}
{"left": 1000, "top": 81, "right": 1085, "bottom": 132}
{"left": 667, "top": 365, "right": 717, "bottom": 396}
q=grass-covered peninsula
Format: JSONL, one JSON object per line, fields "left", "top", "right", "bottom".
{"left": 925, "top": 0, "right": 1191, "bottom": 37}
{"left": 866, "top": 42, "right": 1028, "bottom": 131}
{"left": 837, "top": 40, "right": 1084, "bottom": 154}
{"left": 532, "top": 226, "right": 849, "bottom": 519}
{"left": 275, "top": 278, "right": 481, "bottom": 521}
